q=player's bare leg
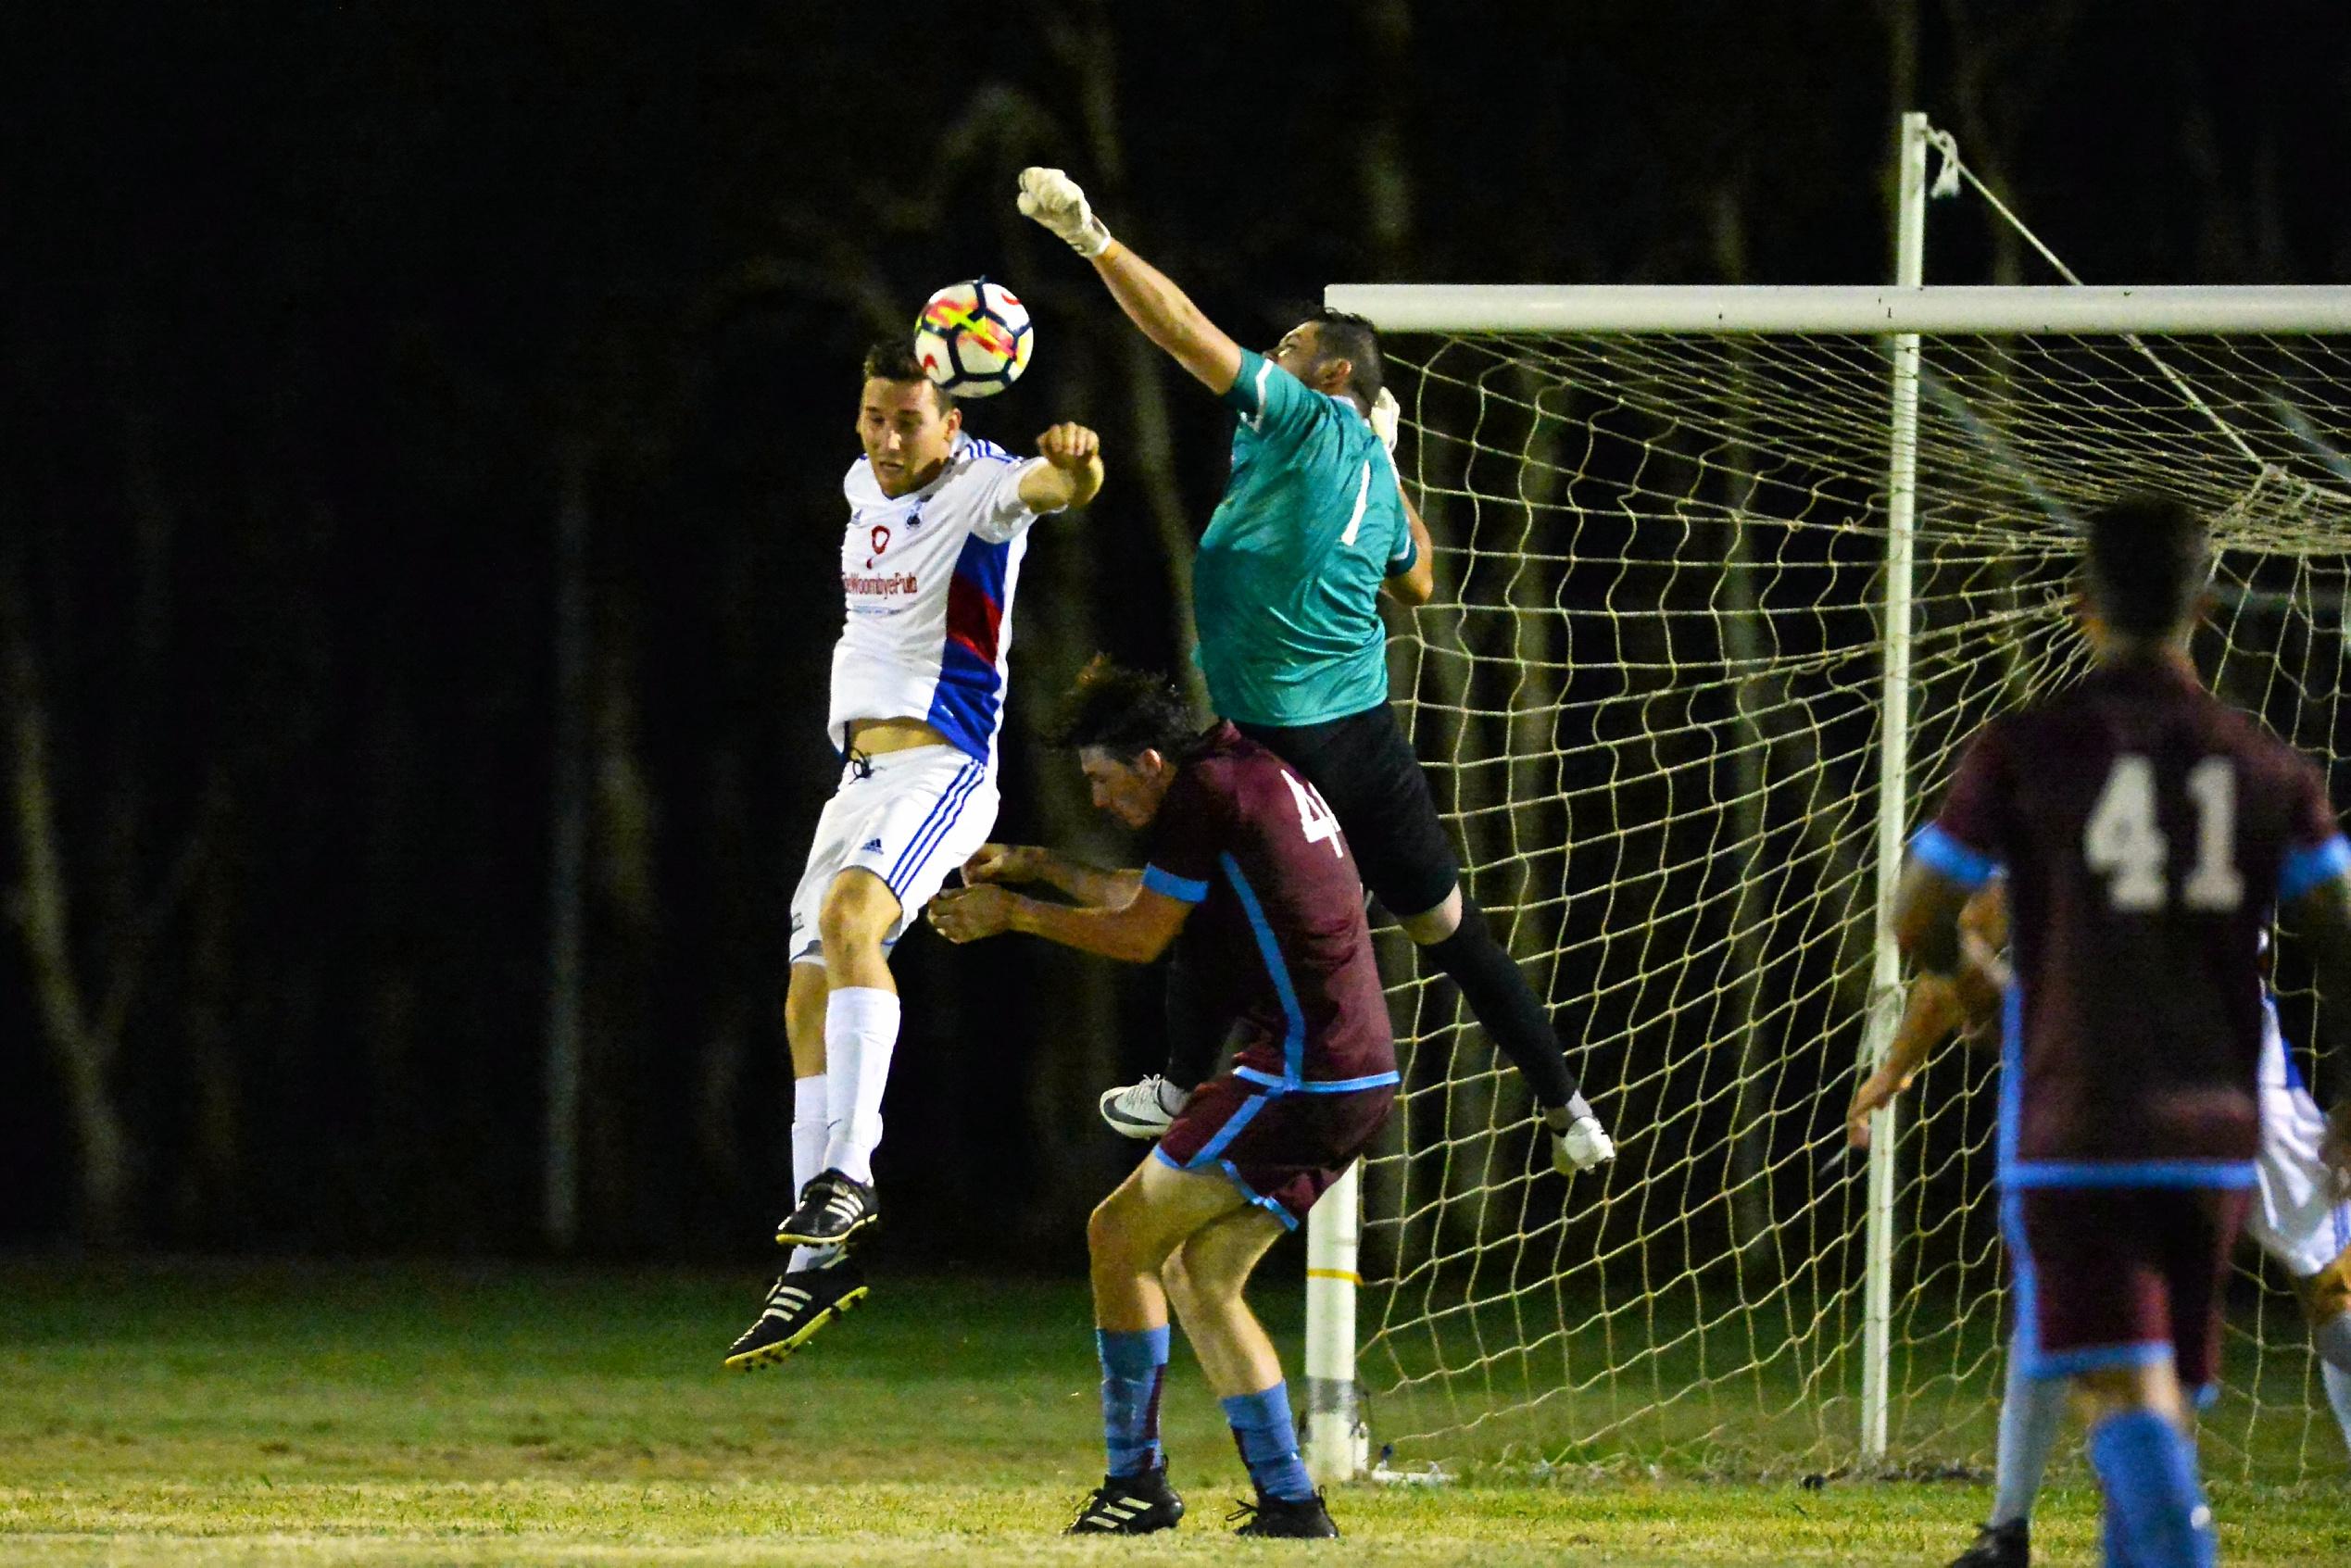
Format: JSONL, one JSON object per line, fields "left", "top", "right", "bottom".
{"left": 2302, "top": 1256, "right": 2351, "bottom": 1455}
{"left": 775, "top": 868, "right": 899, "bottom": 1249}
{"left": 1065, "top": 1159, "right": 1242, "bottom": 1535}
{"left": 1160, "top": 1206, "right": 1286, "bottom": 1396}
{"left": 1094, "top": 1160, "right": 1334, "bottom": 1537}
{"left": 1087, "top": 1156, "right": 1250, "bottom": 1331}
{"left": 2072, "top": 1361, "right": 2213, "bottom": 1568}
{"left": 725, "top": 959, "right": 867, "bottom": 1369}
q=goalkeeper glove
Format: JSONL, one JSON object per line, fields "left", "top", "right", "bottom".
{"left": 1369, "top": 387, "right": 1402, "bottom": 453}
{"left": 1017, "top": 167, "right": 1113, "bottom": 258}
{"left": 1550, "top": 1104, "right": 1616, "bottom": 1174}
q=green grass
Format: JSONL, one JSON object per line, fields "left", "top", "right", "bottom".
{"left": 1, "top": 1259, "right": 2345, "bottom": 1565}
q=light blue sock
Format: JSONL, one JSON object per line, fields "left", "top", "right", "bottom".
{"left": 1222, "top": 1383, "right": 1314, "bottom": 1502}
{"left": 2312, "top": 1311, "right": 2351, "bottom": 1460}
{"left": 1096, "top": 1325, "right": 1170, "bottom": 1478}
{"left": 1990, "top": 1344, "right": 2065, "bottom": 1526}
{"left": 2086, "top": 1409, "right": 2214, "bottom": 1568}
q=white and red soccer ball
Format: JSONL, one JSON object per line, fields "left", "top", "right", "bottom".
{"left": 913, "top": 279, "right": 1034, "bottom": 398}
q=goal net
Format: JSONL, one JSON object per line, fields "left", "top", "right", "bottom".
{"left": 1326, "top": 291, "right": 2351, "bottom": 1483}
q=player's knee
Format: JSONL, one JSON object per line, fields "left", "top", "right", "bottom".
{"left": 1399, "top": 885, "right": 1468, "bottom": 946}
{"left": 818, "top": 871, "right": 898, "bottom": 953}
{"left": 1087, "top": 1194, "right": 1137, "bottom": 1266}
{"left": 1158, "top": 1249, "right": 1201, "bottom": 1316}
{"left": 1176, "top": 1231, "right": 1252, "bottom": 1302}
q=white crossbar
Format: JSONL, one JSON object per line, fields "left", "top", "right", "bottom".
{"left": 1322, "top": 284, "right": 2351, "bottom": 335}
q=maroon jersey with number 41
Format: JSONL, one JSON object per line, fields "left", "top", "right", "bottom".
{"left": 1917, "top": 657, "right": 2347, "bottom": 1183}
{"left": 1138, "top": 722, "right": 1398, "bottom": 1093}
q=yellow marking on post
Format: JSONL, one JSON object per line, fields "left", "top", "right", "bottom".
{"left": 1305, "top": 1268, "right": 1362, "bottom": 1286}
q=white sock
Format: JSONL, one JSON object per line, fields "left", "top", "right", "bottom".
{"left": 788, "top": 1074, "right": 836, "bottom": 1272}
{"left": 1989, "top": 1336, "right": 2064, "bottom": 1527}
{"left": 822, "top": 986, "right": 900, "bottom": 1186}
{"left": 2312, "top": 1311, "right": 2351, "bottom": 1456}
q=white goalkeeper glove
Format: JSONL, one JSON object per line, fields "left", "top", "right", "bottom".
{"left": 1369, "top": 387, "right": 1402, "bottom": 453}
{"left": 1551, "top": 1114, "right": 1616, "bottom": 1175}
{"left": 1017, "top": 167, "right": 1113, "bottom": 258}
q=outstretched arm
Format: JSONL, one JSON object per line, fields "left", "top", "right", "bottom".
{"left": 1852, "top": 883, "right": 2008, "bottom": 1148}
{"left": 1893, "top": 856, "right": 1972, "bottom": 979}
{"left": 1018, "top": 168, "right": 1244, "bottom": 395}
{"left": 1365, "top": 392, "right": 1436, "bottom": 607}
{"left": 1385, "top": 488, "right": 1437, "bottom": 607}
{"left": 962, "top": 843, "right": 1141, "bottom": 909}
{"left": 1015, "top": 422, "right": 1106, "bottom": 513}
{"left": 1847, "top": 972, "right": 1965, "bottom": 1150}
{"left": 928, "top": 880, "right": 1190, "bottom": 965}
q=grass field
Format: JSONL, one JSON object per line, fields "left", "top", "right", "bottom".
{"left": 3, "top": 1259, "right": 2345, "bottom": 1565}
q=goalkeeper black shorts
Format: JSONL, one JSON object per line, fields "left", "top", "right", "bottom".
{"left": 1234, "top": 701, "right": 1461, "bottom": 922}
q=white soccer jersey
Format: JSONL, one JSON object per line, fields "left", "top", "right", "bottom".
{"left": 2250, "top": 997, "right": 2351, "bottom": 1280}
{"left": 830, "top": 433, "right": 1050, "bottom": 766}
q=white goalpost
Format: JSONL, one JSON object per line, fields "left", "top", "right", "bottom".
{"left": 1305, "top": 112, "right": 2351, "bottom": 1484}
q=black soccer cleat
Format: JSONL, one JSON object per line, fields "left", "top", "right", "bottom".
{"left": 1947, "top": 1520, "right": 2030, "bottom": 1568}
{"left": 1228, "top": 1489, "right": 1339, "bottom": 1538}
{"left": 723, "top": 1258, "right": 868, "bottom": 1369}
{"left": 773, "top": 1168, "right": 879, "bottom": 1249}
{"left": 1064, "top": 1465, "right": 1185, "bottom": 1535}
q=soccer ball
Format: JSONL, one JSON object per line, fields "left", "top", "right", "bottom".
{"left": 912, "top": 279, "right": 1034, "bottom": 398}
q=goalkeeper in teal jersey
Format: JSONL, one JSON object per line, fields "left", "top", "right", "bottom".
{"left": 1018, "top": 167, "right": 1615, "bottom": 1174}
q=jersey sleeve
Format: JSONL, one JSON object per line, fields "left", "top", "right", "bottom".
{"left": 969, "top": 458, "right": 1054, "bottom": 545}
{"left": 1139, "top": 765, "right": 1230, "bottom": 905}
{"left": 1912, "top": 721, "right": 2008, "bottom": 891}
{"left": 1219, "top": 349, "right": 1321, "bottom": 446}
{"left": 2277, "top": 755, "right": 2350, "bottom": 904}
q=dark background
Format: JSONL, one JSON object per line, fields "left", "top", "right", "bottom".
{"left": 6, "top": 2, "right": 2349, "bottom": 1266}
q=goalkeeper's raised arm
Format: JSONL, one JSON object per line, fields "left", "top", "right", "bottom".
{"left": 1017, "top": 167, "right": 1243, "bottom": 395}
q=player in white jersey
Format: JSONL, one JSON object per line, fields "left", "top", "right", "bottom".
{"left": 1849, "top": 889, "right": 2351, "bottom": 1568}
{"left": 726, "top": 340, "right": 1103, "bottom": 1368}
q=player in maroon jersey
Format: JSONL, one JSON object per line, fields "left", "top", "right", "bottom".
{"left": 1896, "top": 495, "right": 2351, "bottom": 1568}
{"left": 928, "top": 658, "right": 1396, "bottom": 1540}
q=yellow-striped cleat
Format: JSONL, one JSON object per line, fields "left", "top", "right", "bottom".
{"left": 723, "top": 1259, "right": 867, "bottom": 1369}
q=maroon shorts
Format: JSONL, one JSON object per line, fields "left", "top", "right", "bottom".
{"left": 1154, "top": 1074, "right": 1396, "bottom": 1229}
{"left": 2005, "top": 1185, "right": 2251, "bottom": 1387}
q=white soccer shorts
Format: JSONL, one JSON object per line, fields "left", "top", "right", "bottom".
{"left": 787, "top": 746, "right": 999, "bottom": 967}
{"left": 2249, "top": 1013, "right": 2351, "bottom": 1282}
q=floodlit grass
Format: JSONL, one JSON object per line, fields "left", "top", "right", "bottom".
{"left": 2, "top": 1260, "right": 2345, "bottom": 1565}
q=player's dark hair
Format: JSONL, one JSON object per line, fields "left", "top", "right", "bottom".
{"left": 2082, "top": 494, "right": 2209, "bottom": 637}
{"left": 861, "top": 340, "right": 953, "bottom": 412}
{"left": 1052, "top": 656, "right": 1199, "bottom": 762}
{"left": 1303, "top": 307, "right": 1383, "bottom": 412}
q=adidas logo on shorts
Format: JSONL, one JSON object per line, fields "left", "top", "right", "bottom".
{"left": 860, "top": 837, "right": 885, "bottom": 853}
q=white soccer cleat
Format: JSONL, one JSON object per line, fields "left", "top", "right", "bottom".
{"left": 1099, "top": 1075, "right": 1190, "bottom": 1139}
{"left": 1552, "top": 1116, "right": 1616, "bottom": 1175}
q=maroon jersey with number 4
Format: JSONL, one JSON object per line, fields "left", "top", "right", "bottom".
{"left": 1918, "top": 658, "right": 2346, "bottom": 1181}
{"left": 1138, "top": 722, "right": 1398, "bottom": 1092}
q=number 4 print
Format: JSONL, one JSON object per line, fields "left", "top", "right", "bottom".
{"left": 1281, "top": 771, "right": 1346, "bottom": 858}
{"left": 2083, "top": 754, "right": 2244, "bottom": 912}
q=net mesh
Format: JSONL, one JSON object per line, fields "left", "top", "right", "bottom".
{"left": 1361, "top": 326, "right": 2351, "bottom": 1480}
